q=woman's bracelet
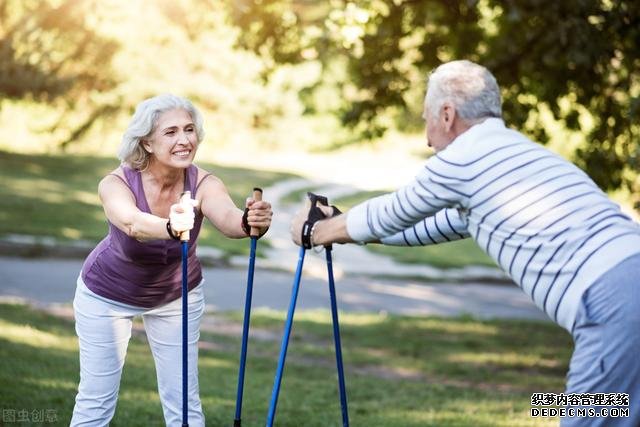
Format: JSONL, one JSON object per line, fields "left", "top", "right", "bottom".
{"left": 166, "top": 221, "right": 181, "bottom": 241}
{"left": 241, "top": 208, "right": 251, "bottom": 236}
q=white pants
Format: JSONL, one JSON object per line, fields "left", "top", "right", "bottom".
{"left": 70, "top": 276, "right": 205, "bottom": 427}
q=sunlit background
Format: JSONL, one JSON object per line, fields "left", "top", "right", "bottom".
{"left": 1, "top": 2, "right": 638, "bottom": 425}
{"left": 1, "top": 0, "right": 638, "bottom": 201}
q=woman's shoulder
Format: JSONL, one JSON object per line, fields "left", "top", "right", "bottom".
{"left": 107, "top": 165, "right": 125, "bottom": 178}
{"left": 100, "top": 165, "right": 127, "bottom": 182}
{"left": 194, "top": 165, "right": 222, "bottom": 185}
{"left": 99, "top": 166, "right": 133, "bottom": 191}
{"left": 192, "top": 165, "right": 228, "bottom": 200}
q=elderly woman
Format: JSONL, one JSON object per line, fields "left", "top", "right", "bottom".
{"left": 71, "top": 94, "right": 272, "bottom": 426}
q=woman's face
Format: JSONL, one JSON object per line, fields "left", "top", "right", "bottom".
{"left": 143, "top": 108, "right": 198, "bottom": 168}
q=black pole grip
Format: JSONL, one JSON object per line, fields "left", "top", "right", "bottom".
{"left": 301, "top": 192, "right": 331, "bottom": 249}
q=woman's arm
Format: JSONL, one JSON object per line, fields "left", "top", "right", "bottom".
{"left": 198, "top": 174, "right": 272, "bottom": 238}
{"left": 99, "top": 174, "right": 172, "bottom": 241}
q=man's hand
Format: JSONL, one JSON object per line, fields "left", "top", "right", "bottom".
{"left": 290, "top": 197, "right": 338, "bottom": 246}
{"left": 291, "top": 198, "right": 312, "bottom": 246}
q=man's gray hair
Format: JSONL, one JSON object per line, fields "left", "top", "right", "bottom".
{"left": 425, "top": 60, "right": 502, "bottom": 121}
{"left": 118, "top": 94, "right": 205, "bottom": 170}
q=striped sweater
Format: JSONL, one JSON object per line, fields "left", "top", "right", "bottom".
{"left": 346, "top": 118, "right": 640, "bottom": 331}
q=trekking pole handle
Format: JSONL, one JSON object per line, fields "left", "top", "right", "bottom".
{"left": 180, "top": 191, "right": 193, "bottom": 242}
{"left": 302, "top": 192, "right": 340, "bottom": 250}
{"left": 250, "top": 187, "right": 263, "bottom": 237}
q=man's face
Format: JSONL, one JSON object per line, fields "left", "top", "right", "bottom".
{"left": 423, "top": 104, "right": 452, "bottom": 153}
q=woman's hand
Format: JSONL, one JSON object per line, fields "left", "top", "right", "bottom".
{"left": 169, "top": 195, "right": 199, "bottom": 235}
{"left": 245, "top": 198, "right": 273, "bottom": 237}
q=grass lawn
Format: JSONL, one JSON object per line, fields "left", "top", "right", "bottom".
{"left": 0, "top": 151, "right": 296, "bottom": 258}
{"left": 0, "top": 302, "right": 572, "bottom": 426}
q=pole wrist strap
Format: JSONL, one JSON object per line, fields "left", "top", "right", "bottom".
{"left": 167, "top": 221, "right": 181, "bottom": 241}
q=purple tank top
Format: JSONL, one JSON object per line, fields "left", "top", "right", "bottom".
{"left": 81, "top": 165, "right": 205, "bottom": 308}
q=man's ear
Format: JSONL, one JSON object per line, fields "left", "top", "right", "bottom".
{"left": 441, "top": 103, "right": 456, "bottom": 133}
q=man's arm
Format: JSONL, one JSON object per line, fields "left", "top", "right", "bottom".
{"left": 292, "top": 207, "right": 468, "bottom": 248}
{"left": 340, "top": 168, "right": 461, "bottom": 243}
{"left": 311, "top": 214, "right": 353, "bottom": 246}
{"left": 380, "top": 208, "right": 469, "bottom": 246}
{"left": 291, "top": 161, "right": 464, "bottom": 247}
{"left": 292, "top": 206, "right": 469, "bottom": 253}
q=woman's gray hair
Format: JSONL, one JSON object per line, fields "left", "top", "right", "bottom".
{"left": 425, "top": 60, "right": 502, "bottom": 121}
{"left": 118, "top": 94, "right": 205, "bottom": 170}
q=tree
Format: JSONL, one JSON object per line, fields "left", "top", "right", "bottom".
{"left": 227, "top": 0, "right": 640, "bottom": 210}
{"left": 0, "top": 0, "right": 119, "bottom": 146}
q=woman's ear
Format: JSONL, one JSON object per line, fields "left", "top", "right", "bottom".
{"left": 141, "top": 138, "right": 153, "bottom": 153}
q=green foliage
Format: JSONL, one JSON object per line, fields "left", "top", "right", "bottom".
{"left": 229, "top": 0, "right": 640, "bottom": 210}
{"left": 229, "top": 0, "right": 321, "bottom": 66}
{"left": 485, "top": 0, "right": 639, "bottom": 199}
{"left": 0, "top": 0, "right": 120, "bottom": 147}
{"left": 2, "top": 0, "right": 638, "bottom": 211}
{"left": 0, "top": 0, "right": 318, "bottom": 156}
{"left": 0, "top": 0, "right": 118, "bottom": 100}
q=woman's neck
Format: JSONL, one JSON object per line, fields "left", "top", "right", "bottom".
{"left": 143, "top": 160, "right": 185, "bottom": 190}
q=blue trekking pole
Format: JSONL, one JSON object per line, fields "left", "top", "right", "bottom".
{"left": 266, "top": 193, "right": 349, "bottom": 426}
{"left": 325, "top": 246, "right": 349, "bottom": 427}
{"left": 266, "top": 245, "right": 306, "bottom": 426}
{"left": 179, "top": 191, "right": 194, "bottom": 427}
{"left": 266, "top": 192, "right": 326, "bottom": 426}
{"left": 234, "top": 188, "right": 263, "bottom": 427}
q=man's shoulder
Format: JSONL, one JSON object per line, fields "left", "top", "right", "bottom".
{"left": 436, "top": 123, "right": 535, "bottom": 167}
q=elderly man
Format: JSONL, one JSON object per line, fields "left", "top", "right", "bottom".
{"left": 291, "top": 60, "right": 640, "bottom": 426}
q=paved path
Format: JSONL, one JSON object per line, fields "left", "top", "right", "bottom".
{"left": 0, "top": 256, "right": 548, "bottom": 321}
{"left": 231, "top": 179, "right": 509, "bottom": 282}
